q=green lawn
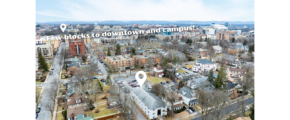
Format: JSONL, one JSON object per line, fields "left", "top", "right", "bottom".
{"left": 36, "top": 80, "right": 43, "bottom": 84}
{"left": 36, "top": 87, "right": 42, "bottom": 95}
{"left": 178, "top": 69, "right": 186, "bottom": 73}
{"left": 147, "top": 76, "right": 170, "bottom": 84}
{"left": 57, "top": 105, "right": 63, "bottom": 112}
{"left": 85, "top": 104, "right": 118, "bottom": 118}
{"left": 56, "top": 112, "right": 65, "bottom": 120}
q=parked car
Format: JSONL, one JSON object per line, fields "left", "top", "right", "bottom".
{"left": 50, "top": 71, "right": 53, "bottom": 75}
{"left": 132, "top": 80, "right": 137, "bottom": 82}
{"left": 166, "top": 81, "right": 170, "bottom": 83}
{"left": 93, "top": 77, "right": 97, "bottom": 79}
{"left": 187, "top": 109, "right": 193, "bottom": 114}
{"left": 130, "top": 84, "right": 135, "bottom": 86}
{"left": 129, "top": 82, "right": 134, "bottom": 85}
{"left": 100, "top": 60, "right": 103, "bottom": 63}
{"left": 100, "top": 79, "right": 105, "bottom": 82}
{"left": 38, "top": 104, "right": 42, "bottom": 108}
{"left": 160, "top": 82, "right": 165, "bottom": 85}
{"left": 36, "top": 108, "right": 41, "bottom": 113}
{"left": 51, "top": 67, "right": 54, "bottom": 70}
{"left": 172, "top": 80, "right": 177, "bottom": 83}
{"left": 36, "top": 113, "right": 38, "bottom": 118}
{"left": 189, "top": 107, "right": 195, "bottom": 112}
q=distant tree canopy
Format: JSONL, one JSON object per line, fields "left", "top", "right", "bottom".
{"left": 107, "top": 48, "right": 111, "bottom": 56}
{"left": 116, "top": 44, "right": 121, "bottom": 55}
{"left": 232, "top": 37, "right": 235, "bottom": 43}
{"left": 213, "top": 67, "right": 227, "bottom": 89}
{"left": 186, "top": 38, "right": 192, "bottom": 45}
{"left": 132, "top": 48, "right": 136, "bottom": 55}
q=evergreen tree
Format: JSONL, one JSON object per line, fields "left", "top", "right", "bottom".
{"left": 249, "top": 91, "right": 256, "bottom": 120}
{"left": 243, "top": 40, "right": 247, "bottom": 45}
{"left": 162, "top": 58, "right": 169, "bottom": 67}
{"left": 249, "top": 44, "right": 254, "bottom": 53}
{"left": 207, "top": 69, "right": 214, "bottom": 83}
{"left": 204, "top": 38, "right": 207, "bottom": 42}
{"left": 116, "top": 43, "right": 121, "bottom": 55}
{"left": 38, "top": 53, "right": 49, "bottom": 71}
{"left": 172, "top": 56, "right": 179, "bottom": 65}
{"left": 107, "top": 48, "right": 111, "bottom": 56}
{"left": 106, "top": 75, "right": 111, "bottom": 85}
{"left": 232, "top": 37, "right": 235, "bottom": 43}
{"left": 65, "top": 64, "right": 68, "bottom": 71}
{"left": 213, "top": 67, "right": 227, "bottom": 89}
{"left": 132, "top": 48, "right": 136, "bottom": 55}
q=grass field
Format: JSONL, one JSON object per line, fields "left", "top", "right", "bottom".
{"left": 147, "top": 76, "right": 170, "bottom": 84}
{"left": 85, "top": 104, "right": 118, "bottom": 118}
{"left": 56, "top": 112, "right": 64, "bottom": 120}
{"left": 178, "top": 69, "right": 186, "bottom": 73}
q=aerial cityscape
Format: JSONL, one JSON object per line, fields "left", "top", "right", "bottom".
{"left": 35, "top": 1, "right": 254, "bottom": 120}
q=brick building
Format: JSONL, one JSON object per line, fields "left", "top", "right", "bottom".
{"left": 69, "top": 38, "right": 86, "bottom": 57}
{"left": 106, "top": 55, "right": 134, "bottom": 71}
{"left": 132, "top": 54, "right": 162, "bottom": 67}
{"left": 216, "top": 31, "right": 236, "bottom": 41}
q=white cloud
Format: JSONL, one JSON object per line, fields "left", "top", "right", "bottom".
{"left": 36, "top": 0, "right": 254, "bottom": 21}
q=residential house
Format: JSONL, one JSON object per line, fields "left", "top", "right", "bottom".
{"left": 64, "top": 94, "right": 89, "bottom": 110}
{"left": 193, "top": 42, "right": 207, "bottom": 49}
{"left": 228, "top": 43, "right": 249, "bottom": 53}
{"left": 125, "top": 47, "right": 133, "bottom": 54}
{"left": 136, "top": 49, "right": 146, "bottom": 55}
{"left": 192, "top": 59, "right": 217, "bottom": 72}
{"left": 222, "top": 54, "right": 240, "bottom": 67}
{"left": 98, "top": 51, "right": 106, "bottom": 60}
{"left": 162, "top": 92, "right": 183, "bottom": 110}
{"left": 178, "top": 86, "right": 198, "bottom": 106}
{"left": 209, "top": 45, "right": 222, "bottom": 54}
{"left": 64, "top": 56, "right": 82, "bottom": 68}
{"left": 153, "top": 66, "right": 164, "bottom": 77}
{"left": 67, "top": 106, "right": 85, "bottom": 120}
{"left": 195, "top": 48, "right": 209, "bottom": 58}
{"left": 131, "top": 88, "right": 167, "bottom": 119}
{"left": 227, "top": 67, "right": 247, "bottom": 82}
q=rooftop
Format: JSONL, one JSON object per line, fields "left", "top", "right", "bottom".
{"left": 131, "top": 87, "right": 166, "bottom": 110}
{"left": 106, "top": 55, "right": 133, "bottom": 61}
{"left": 196, "top": 59, "right": 215, "bottom": 64}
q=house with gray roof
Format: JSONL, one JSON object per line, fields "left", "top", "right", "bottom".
{"left": 131, "top": 87, "right": 167, "bottom": 119}
{"left": 209, "top": 45, "right": 222, "bottom": 54}
{"left": 178, "top": 86, "right": 198, "bottom": 106}
{"left": 192, "top": 59, "right": 217, "bottom": 72}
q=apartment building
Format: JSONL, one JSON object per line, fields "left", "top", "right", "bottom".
{"left": 131, "top": 88, "right": 167, "bottom": 119}
{"left": 69, "top": 38, "right": 86, "bottom": 57}
{"left": 106, "top": 55, "right": 134, "bottom": 70}
{"left": 132, "top": 54, "right": 162, "bottom": 67}
{"left": 192, "top": 59, "right": 217, "bottom": 72}
{"left": 216, "top": 31, "right": 236, "bottom": 41}
{"left": 36, "top": 43, "right": 54, "bottom": 59}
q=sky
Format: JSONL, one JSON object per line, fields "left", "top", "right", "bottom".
{"left": 36, "top": 0, "right": 254, "bottom": 23}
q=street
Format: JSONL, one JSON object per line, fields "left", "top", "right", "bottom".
{"left": 37, "top": 42, "right": 64, "bottom": 120}
{"left": 190, "top": 97, "right": 254, "bottom": 120}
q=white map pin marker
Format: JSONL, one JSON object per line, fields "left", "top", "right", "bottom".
{"left": 135, "top": 71, "right": 147, "bottom": 87}
{"left": 60, "top": 24, "right": 66, "bottom": 32}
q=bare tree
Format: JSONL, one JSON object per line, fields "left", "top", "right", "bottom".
{"left": 151, "top": 84, "right": 166, "bottom": 99}
{"left": 45, "top": 101, "right": 55, "bottom": 116}
{"left": 165, "top": 91, "right": 179, "bottom": 117}
{"left": 236, "top": 67, "right": 254, "bottom": 116}
{"left": 147, "top": 57, "right": 154, "bottom": 70}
